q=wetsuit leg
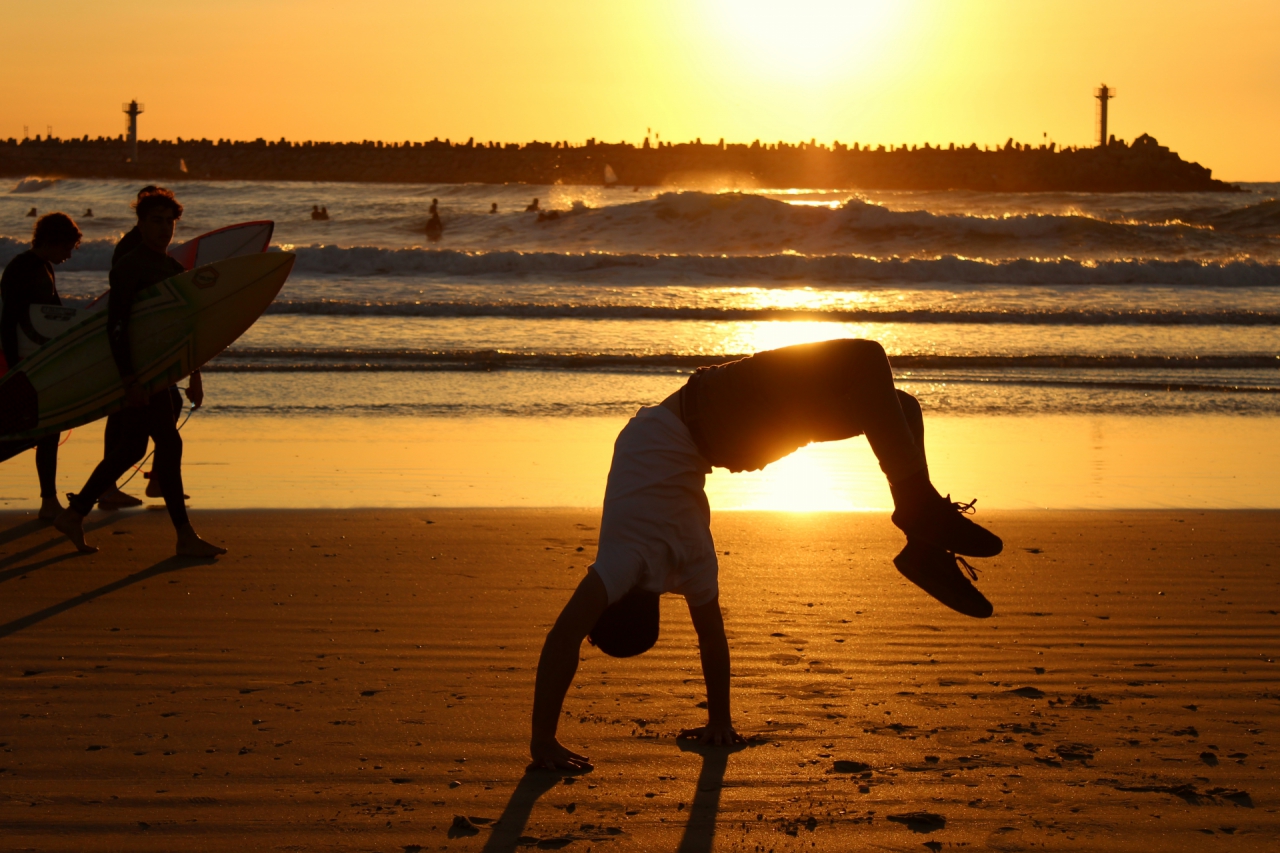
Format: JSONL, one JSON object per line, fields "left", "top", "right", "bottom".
{"left": 168, "top": 386, "right": 182, "bottom": 424}
{"left": 102, "top": 411, "right": 125, "bottom": 458}
{"left": 34, "top": 433, "right": 59, "bottom": 498}
{"left": 145, "top": 391, "right": 188, "bottom": 528}
{"left": 67, "top": 409, "right": 151, "bottom": 515}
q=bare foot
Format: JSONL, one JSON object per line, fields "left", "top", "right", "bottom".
{"left": 176, "top": 523, "right": 226, "bottom": 557}
{"left": 38, "top": 496, "right": 64, "bottom": 521}
{"left": 98, "top": 486, "right": 142, "bottom": 509}
{"left": 54, "top": 509, "right": 98, "bottom": 553}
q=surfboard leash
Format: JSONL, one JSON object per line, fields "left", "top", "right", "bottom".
{"left": 116, "top": 401, "right": 198, "bottom": 490}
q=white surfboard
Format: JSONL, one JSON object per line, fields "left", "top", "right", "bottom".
{"left": 0, "top": 252, "right": 295, "bottom": 442}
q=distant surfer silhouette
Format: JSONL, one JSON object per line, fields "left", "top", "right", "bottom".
{"left": 0, "top": 212, "right": 83, "bottom": 519}
{"left": 429, "top": 198, "right": 439, "bottom": 215}
{"left": 83, "top": 208, "right": 94, "bottom": 218}
{"left": 425, "top": 211, "right": 443, "bottom": 242}
{"left": 526, "top": 198, "right": 540, "bottom": 212}
{"left": 489, "top": 203, "right": 498, "bottom": 214}
{"left": 56, "top": 188, "right": 225, "bottom": 558}
{"left": 528, "top": 339, "right": 1003, "bottom": 771}
{"left": 25, "top": 207, "right": 36, "bottom": 217}
{"left": 311, "top": 205, "right": 330, "bottom": 221}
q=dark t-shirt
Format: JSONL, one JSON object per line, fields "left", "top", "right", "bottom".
{"left": 107, "top": 244, "right": 184, "bottom": 378}
{"left": 680, "top": 340, "right": 871, "bottom": 472}
{"left": 0, "top": 250, "right": 60, "bottom": 365}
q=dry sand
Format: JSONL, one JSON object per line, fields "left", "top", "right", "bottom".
{"left": 0, "top": 508, "right": 1277, "bottom": 851}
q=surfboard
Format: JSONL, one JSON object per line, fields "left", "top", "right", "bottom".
{"left": 168, "top": 220, "right": 274, "bottom": 271}
{"left": 0, "top": 252, "right": 294, "bottom": 442}
{"left": 0, "top": 221, "right": 278, "bottom": 375}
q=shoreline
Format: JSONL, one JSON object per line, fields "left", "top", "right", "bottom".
{"left": 1, "top": 507, "right": 1276, "bottom": 850}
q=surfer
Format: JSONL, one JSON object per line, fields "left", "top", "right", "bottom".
{"left": 525, "top": 198, "right": 540, "bottom": 212}
{"left": 310, "top": 205, "right": 329, "bottom": 221}
{"left": 26, "top": 208, "right": 37, "bottom": 217}
{"left": 425, "top": 211, "right": 444, "bottom": 242}
{"left": 0, "top": 212, "right": 82, "bottom": 520}
{"left": 55, "top": 188, "right": 226, "bottom": 557}
{"left": 489, "top": 203, "right": 498, "bottom": 214}
{"left": 98, "top": 186, "right": 192, "bottom": 510}
{"left": 527, "top": 339, "right": 1003, "bottom": 770}
{"left": 429, "top": 198, "right": 439, "bottom": 215}
{"left": 83, "top": 208, "right": 94, "bottom": 218}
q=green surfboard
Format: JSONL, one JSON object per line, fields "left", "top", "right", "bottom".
{"left": 0, "top": 252, "right": 294, "bottom": 441}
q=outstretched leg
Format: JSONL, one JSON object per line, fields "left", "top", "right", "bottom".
{"left": 143, "top": 394, "right": 224, "bottom": 557}
{"left": 34, "top": 433, "right": 61, "bottom": 519}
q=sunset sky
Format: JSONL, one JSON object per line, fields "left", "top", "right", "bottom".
{"left": 2, "top": 0, "right": 1277, "bottom": 180}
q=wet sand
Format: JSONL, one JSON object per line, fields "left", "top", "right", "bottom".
{"left": 0, "top": 508, "right": 1277, "bottom": 851}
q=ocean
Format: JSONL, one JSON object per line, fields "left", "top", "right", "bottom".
{"left": 2, "top": 178, "right": 1278, "bottom": 509}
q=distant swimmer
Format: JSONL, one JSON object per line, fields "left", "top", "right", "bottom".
{"left": 429, "top": 198, "right": 439, "bottom": 215}
{"left": 311, "top": 205, "right": 330, "bottom": 221}
{"left": 0, "top": 212, "right": 83, "bottom": 520}
{"left": 26, "top": 207, "right": 37, "bottom": 217}
{"left": 321, "top": 205, "right": 330, "bottom": 220}
{"left": 526, "top": 198, "right": 540, "bottom": 212}
{"left": 425, "top": 211, "right": 444, "bottom": 242}
{"left": 84, "top": 208, "right": 94, "bottom": 218}
{"left": 525, "top": 339, "right": 1004, "bottom": 771}
{"left": 489, "top": 203, "right": 498, "bottom": 214}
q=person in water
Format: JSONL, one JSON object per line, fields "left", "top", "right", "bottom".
{"left": 55, "top": 188, "right": 225, "bottom": 557}
{"left": 489, "top": 203, "right": 498, "bottom": 214}
{"left": 525, "top": 198, "right": 540, "bottom": 212}
{"left": 429, "top": 198, "right": 439, "bottom": 215}
{"left": 98, "top": 186, "right": 201, "bottom": 510}
{"left": 528, "top": 339, "right": 1003, "bottom": 771}
{"left": 311, "top": 204, "right": 330, "bottom": 221}
{"left": 0, "top": 212, "right": 82, "bottom": 519}
{"left": 25, "top": 208, "right": 37, "bottom": 217}
{"left": 83, "top": 208, "right": 94, "bottom": 218}
{"left": 425, "top": 210, "right": 443, "bottom": 242}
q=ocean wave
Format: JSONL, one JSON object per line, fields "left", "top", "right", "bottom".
{"left": 208, "top": 348, "right": 1280, "bottom": 373}
{"left": 251, "top": 298, "right": 1280, "bottom": 325}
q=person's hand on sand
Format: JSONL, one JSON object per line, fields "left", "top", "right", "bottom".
{"left": 528, "top": 737, "right": 593, "bottom": 773}
{"left": 678, "top": 722, "right": 744, "bottom": 746}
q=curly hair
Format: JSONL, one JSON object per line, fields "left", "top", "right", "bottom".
{"left": 132, "top": 186, "right": 183, "bottom": 220}
{"left": 32, "top": 212, "right": 83, "bottom": 248}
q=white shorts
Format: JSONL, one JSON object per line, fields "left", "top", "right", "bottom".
{"left": 590, "top": 405, "right": 719, "bottom": 607}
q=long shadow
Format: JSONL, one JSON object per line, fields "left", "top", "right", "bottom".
{"left": 479, "top": 771, "right": 563, "bottom": 852}
{"left": 0, "top": 512, "right": 134, "bottom": 580}
{"left": 0, "top": 550, "right": 82, "bottom": 584}
{"left": 675, "top": 738, "right": 750, "bottom": 853}
{"left": 0, "top": 555, "right": 201, "bottom": 639}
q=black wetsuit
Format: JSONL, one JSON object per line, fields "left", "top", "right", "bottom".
{"left": 679, "top": 339, "right": 926, "bottom": 483}
{"left": 112, "top": 226, "right": 142, "bottom": 266}
{"left": 68, "top": 245, "right": 189, "bottom": 527}
{"left": 0, "top": 250, "right": 62, "bottom": 496}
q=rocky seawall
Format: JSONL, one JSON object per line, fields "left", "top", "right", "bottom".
{"left": 0, "top": 133, "right": 1239, "bottom": 192}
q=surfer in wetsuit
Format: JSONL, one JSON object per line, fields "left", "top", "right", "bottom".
{"left": 0, "top": 212, "right": 82, "bottom": 519}
{"left": 55, "top": 188, "right": 225, "bottom": 557}
{"left": 98, "top": 186, "right": 198, "bottom": 510}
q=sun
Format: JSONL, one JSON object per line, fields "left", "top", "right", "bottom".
{"left": 705, "top": 0, "right": 903, "bottom": 80}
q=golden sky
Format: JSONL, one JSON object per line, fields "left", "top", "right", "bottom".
{"left": 2, "top": 0, "right": 1277, "bottom": 180}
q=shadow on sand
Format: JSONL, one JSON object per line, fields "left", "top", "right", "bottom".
{"left": 477, "top": 738, "right": 750, "bottom": 852}
{"left": 0, "top": 554, "right": 209, "bottom": 639}
{"left": 0, "top": 512, "right": 133, "bottom": 583}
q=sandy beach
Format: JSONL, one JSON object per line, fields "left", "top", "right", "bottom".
{"left": 1, "top": 507, "right": 1276, "bottom": 851}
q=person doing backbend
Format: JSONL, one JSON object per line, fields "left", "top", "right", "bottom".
{"left": 528, "top": 338, "right": 1003, "bottom": 771}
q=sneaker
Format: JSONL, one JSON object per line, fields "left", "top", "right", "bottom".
{"left": 893, "top": 540, "right": 993, "bottom": 619}
{"left": 892, "top": 494, "right": 1003, "bottom": 558}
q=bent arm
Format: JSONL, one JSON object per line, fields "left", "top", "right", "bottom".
{"left": 106, "top": 268, "right": 137, "bottom": 381}
{"left": 531, "top": 570, "right": 609, "bottom": 747}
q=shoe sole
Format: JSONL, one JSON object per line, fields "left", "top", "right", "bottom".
{"left": 894, "top": 547, "right": 994, "bottom": 619}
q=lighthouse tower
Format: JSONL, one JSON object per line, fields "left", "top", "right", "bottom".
{"left": 1094, "top": 85, "right": 1115, "bottom": 147}
{"left": 123, "top": 100, "right": 145, "bottom": 162}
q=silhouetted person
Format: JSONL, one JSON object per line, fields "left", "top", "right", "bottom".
{"left": 425, "top": 211, "right": 443, "bottom": 242}
{"left": 429, "top": 198, "right": 439, "bottom": 215}
{"left": 489, "top": 203, "right": 498, "bottom": 214}
{"left": 83, "top": 208, "right": 94, "bottom": 218}
{"left": 528, "top": 339, "right": 1003, "bottom": 771}
{"left": 0, "top": 212, "right": 82, "bottom": 519}
{"left": 311, "top": 205, "right": 322, "bottom": 220}
{"left": 536, "top": 210, "right": 559, "bottom": 222}
{"left": 526, "top": 198, "right": 540, "bottom": 212}
{"left": 55, "top": 188, "right": 224, "bottom": 558}
{"left": 320, "top": 205, "right": 329, "bottom": 220}
{"left": 25, "top": 207, "right": 36, "bottom": 217}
